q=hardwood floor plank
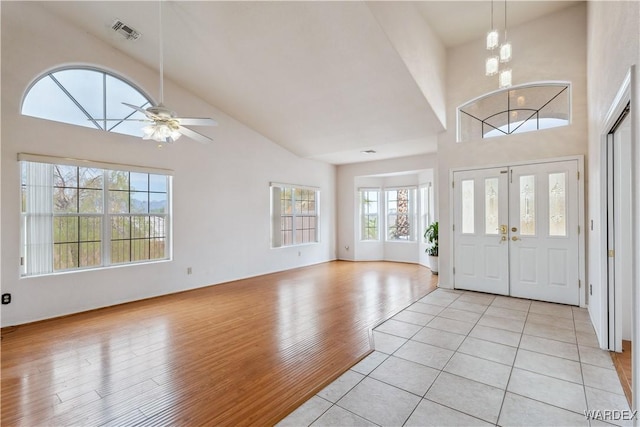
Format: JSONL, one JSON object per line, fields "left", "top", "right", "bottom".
{"left": 1, "top": 261, "right": 436, "bottom": 426}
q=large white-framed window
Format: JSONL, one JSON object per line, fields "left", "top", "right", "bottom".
{"left": 20, "top": 154, "right": 171, "bottom": 277}
{"left": 271, "top": 183, "right": 319, "bottom": 248}
{"left": 21, "top": 67, "right": 153, "bottom": 138}
{"left": 359, "top": 188, "right": 380, "bottom": 241}
{"left": 385, "top": 187, "right": 417, "bottom": 241}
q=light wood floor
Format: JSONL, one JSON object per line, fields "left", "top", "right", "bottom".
{"left": 1, "top": 261, "right": 436, "bottom": 426}
{"left": 612, "top": 340, "right": 633, "bottom": 406}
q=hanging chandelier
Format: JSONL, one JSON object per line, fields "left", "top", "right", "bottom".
{"left": 485, "top": 0, "right": 512, "bottom": 88}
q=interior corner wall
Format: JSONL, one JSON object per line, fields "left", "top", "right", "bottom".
{"left": 436, "top": 3, "right": 588, "bottom": 290}
{"left": 0, "top": 2, "right": 336, "bottom": 327}
{"left": 336, "top": 154, "right": 438, "bottom": 263}
{"left": 366, "top": 1, "right": 447, "bottom": 129}
{"left": 586, "top": 0, "right": 640, "bottom": 401}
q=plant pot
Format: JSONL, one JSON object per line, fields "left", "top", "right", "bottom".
{"left": 428, "top": 255, "right": 439, "bottom": 275}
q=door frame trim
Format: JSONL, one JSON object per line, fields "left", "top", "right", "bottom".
{"left": 599, "top": 68, "right": 632, "bottom": 352}
{"left": 449, "top": 155, "right": 586, "bottom": 307}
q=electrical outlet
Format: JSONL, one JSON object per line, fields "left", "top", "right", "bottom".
{"left": 187, "top": 267, "right": 192, "bottom": 275}
{"left": 297, "top": 251, "right": 301, "bottom": 257}
{"left": 1, "top": 293, "right": 11, "bottom": 304}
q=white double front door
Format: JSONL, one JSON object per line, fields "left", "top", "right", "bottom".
{"left": 453, "top": 160, "right": 580, "bottom": 305}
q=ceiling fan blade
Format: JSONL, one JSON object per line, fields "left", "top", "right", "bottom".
{"left": 103, "top": 118, "right": 150, "bottom": 122}
{"left": 178, "top": 125, "right": 213, "bottom": 144}
{"left": 122, "top": 102, "right": 160, "bottom": 120}
{"left": 177, "top": 117, "right": 218, "bottom": 127}
{"left": 122, "top": 102, "right": 149, "bottom": 114}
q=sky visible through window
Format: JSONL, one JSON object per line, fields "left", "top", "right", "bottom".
{"left": 22, "top": 68, "right": 152, "bottom": 138}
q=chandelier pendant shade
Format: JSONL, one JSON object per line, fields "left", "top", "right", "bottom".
{"left": 485, "top": 0, "right": 513, "bottom": 88}
{"left": 499, "top": 69, "right": 512, "bottom": 88}
{"left": 486, "top": 56, "right": 500, "bottom": 76}
{"left": 486, "top": 30, "right": 499, "bottom": 50}
{"left": 500, "top": 41, "right": 512, "bottom": 63}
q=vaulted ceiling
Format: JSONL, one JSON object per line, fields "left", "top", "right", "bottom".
{"left": 38, "top": 1, "right": 580, "bottom": 164}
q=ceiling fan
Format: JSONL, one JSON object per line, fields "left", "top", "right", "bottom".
{"left": 122, "top": 0, "right": 217, "bottom": 144}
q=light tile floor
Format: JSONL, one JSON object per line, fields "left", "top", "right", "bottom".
{"left": 277, "top": 288, "right": 634, "bottom": 427}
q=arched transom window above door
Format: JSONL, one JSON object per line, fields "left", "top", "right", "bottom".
{"left": 457, "top": 82, "right": 571, "bottom": 142}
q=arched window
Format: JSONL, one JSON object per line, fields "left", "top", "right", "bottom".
{"left": 22, "top": 67, "right": 153, "bottom": 138}
{"left": 457, "top": 82, "right": 571, "bottom": 142}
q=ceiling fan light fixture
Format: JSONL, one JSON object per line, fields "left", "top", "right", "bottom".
{"left": 143, "top": 123, "right": 182, "bottom": 142}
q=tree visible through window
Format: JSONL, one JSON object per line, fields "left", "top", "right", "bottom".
{"left": 20, "top": 157, "right": 171, "bottom": 276}
{"left": 21, "top": 67, "right": 153, "bottom": 138}
{"left": 360, "top": 189, "right": 379, "bottom": 240}
{"left": 386, "top": 188, "right": 416, "bottom": 241}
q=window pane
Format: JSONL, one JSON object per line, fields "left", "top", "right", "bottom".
{"left": 462, "top": 180, "right": 475, "bottom": 234}
{"left": 129, "top": 172, "right": 148, "bottom": 191}
{"left": 79, "top": 241, "right": 102, "bottom": 267}
{"left": 131, "top": 239, "right": 150, "bottom": 262}
{"left": 52, "top": 69, "right": 104, "bottom": 122}
{"left": 108, "top": 171, "right": 129, "bottom": 190}
{"left": 111, "top": 240, "right": 130, "bottom": 263}
{"left": 105, "top": 75, "right": 149, "bottom": 122}
{"left": 131, "top": 216, "right": 150, "bottom": 239}
{"left": 79, "top": 217, "right": 102, "bottom": 242}
{"left": 79, "top": 189, "right": 102, "bottom": 213}
{"left": 361, "top": 189, "right": 379, "bottom": 241}
{"left": 22, "top": 76, "right": 97, "bottom": 130}
{"left": 485, "top": 178, "right": 499, "bottom": 235}
{"left": 54, "top": 188, "right": 78, "bottom": 213}
{"left": 79, "top": 168, "right": 103, "bottom": 189}
{"left": 54, "top": 216, "right": 78, "bottom": 243}
{"left": 54, "top": 242, "right": 79, "bottom": 270}
{"left": 111, "top": 216, "right": 131, "bottom": 240}
{"left": 109, "top": 191, "right": 129, "bottom": 214}
{"left": 150, "top": 238, "right": 166, "bottom": 259}
{"left": 149, "top": 193, "right": 168, "bottom": 214}
{"left": 520, "top": 175, "right": 536, "bottom": 235}
{"left": 131, "top": 192, "right": 149, "bottom": 213}
{"left": 150, "top": 216, "right": 166, "bottom": 238}
{"left": 549, "top": 173, "right": 567, "bottom": 236}
{"left": 54, "top": 165, "right": 78, "bottom": 188}
{"left": 149, "top": 174, "right": 168, "bottom": 192}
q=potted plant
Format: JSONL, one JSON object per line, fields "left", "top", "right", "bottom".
{"left": 424, "top": 221, "right": 439, "bottom": 274}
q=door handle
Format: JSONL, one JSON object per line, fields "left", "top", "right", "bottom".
{"left": 511, "top": 236, "right": 520, "bottom": 241}
{"left": 500, "top": 225, "right": 508, "bottom": 235}
{"left": 499, "top": 236, "right": 507, "bottom": 243}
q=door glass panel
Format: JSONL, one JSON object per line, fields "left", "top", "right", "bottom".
{"left": 520, "top": 175, "right": 536, "bottom": 235}
{"left": 549, "top": 172, "right": 567, "bottom": 236}
{"left": 462, "top": 180, "right": 475, "bottom": 234}
{"left": 485, "top": 178, "right": 499, "bottom": 234}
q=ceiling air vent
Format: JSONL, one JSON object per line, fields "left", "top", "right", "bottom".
{"left": 111, "top": 19, "right": 141, "bottom": 40}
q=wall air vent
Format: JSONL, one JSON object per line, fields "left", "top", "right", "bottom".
{"left": 111, "top": 19, "right": 141, "bottom": 40}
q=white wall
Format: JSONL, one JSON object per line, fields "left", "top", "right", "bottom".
{"left": 366, "top": 1, "right": 447, "bottom": 129}
{"left": 436, "top": 4, "right": 588, "bottom": 294}
{"left": 586, "top": 0, "right": 639, "bottom": 410}
{"left": 337, "top": 154, "right": 438, "bottom": 264}
{"left": 0, "top": 2, "right": 336, "bottom": 326}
